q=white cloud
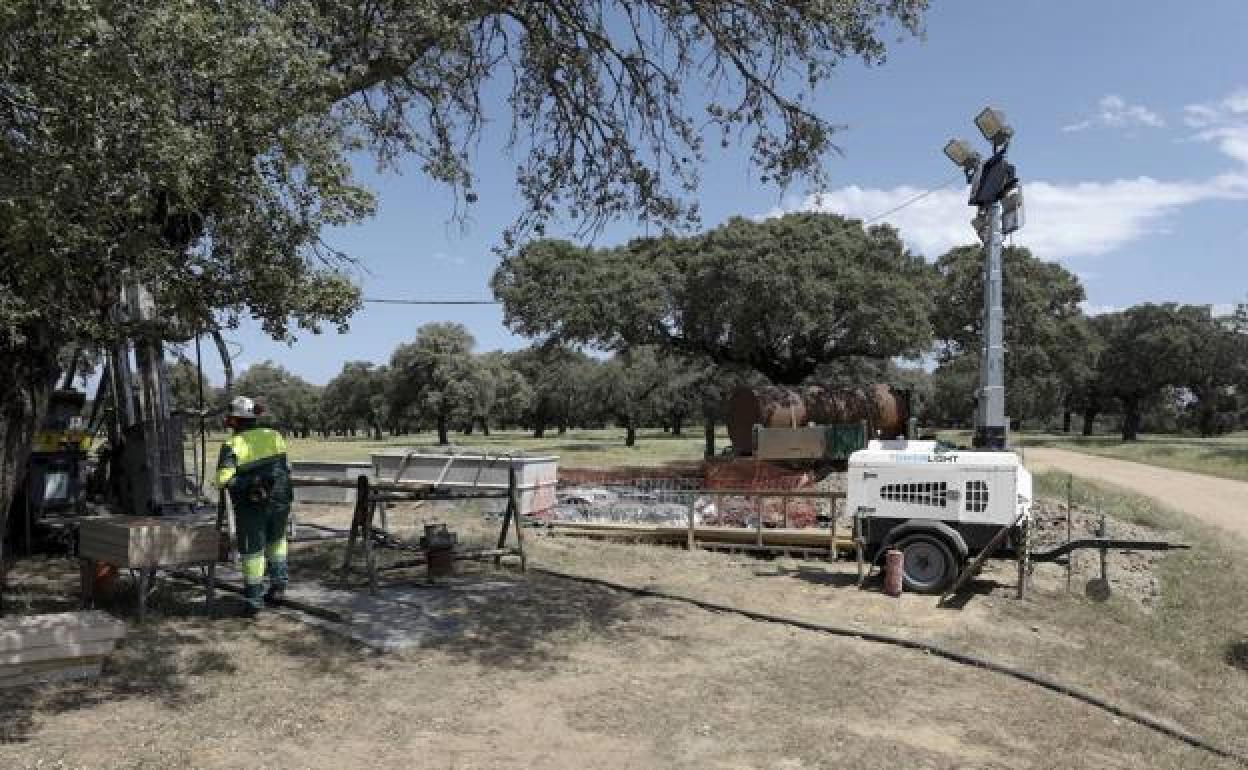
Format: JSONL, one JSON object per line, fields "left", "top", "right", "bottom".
{"left": 1183, "top": 104, "right": 1220, "bottom": 128}
{"left": 774, "top": 175, "right": 1246, "bottom": 259}
{"left": 1082, "top": 302, "right": 1242, "bottom": 318}
{"left": 773, "top": 87, "right": 1248, "bottom": 260}
{"left": 1223, "top": 90, "right": 1248, "bottom": 114}
{"left": 1183, "top": 89, "right": 1248, "bottom": 164}
{"left": 1062, "top": 94, "right": 1165, "bottom": 133}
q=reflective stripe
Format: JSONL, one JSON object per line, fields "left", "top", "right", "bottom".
{"left": 265, "top": 539, "right": 288, "bottom": 560}
{"left": 240, "top": 552, "right": 266, "bottom": 582}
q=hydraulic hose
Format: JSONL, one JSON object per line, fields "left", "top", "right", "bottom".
{"left": 532, "top": 566, "right": 1248, "bottom": 766}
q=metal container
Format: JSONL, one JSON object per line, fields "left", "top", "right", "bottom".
{"left": 370, "top": 450, "right": 558, "bottom": 516}
{"left": 884, "top": 548, "right": 904, "bottom": 597}
{"left": 290, "top": 461, "right": 373, "bottom": 504}
{"left": 726, "top": 384, "right": 909, "bottom": 455}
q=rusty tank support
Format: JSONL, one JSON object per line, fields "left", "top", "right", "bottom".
{"left": 725, "top": 384, "right": 909, "bottom": 456}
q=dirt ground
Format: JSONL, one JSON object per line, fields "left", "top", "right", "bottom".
{"left": 1025, "top": 448, "right": 1248, "bottom": 541}
{"left": 2, "top": 493, "right": 1245, "bottom": 769}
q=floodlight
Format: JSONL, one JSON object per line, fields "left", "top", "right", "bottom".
{"left": 974, "top": 107, "right": 1012, "bottom": 144}
{"left": 943, "top": 138, "right": 980, "bottom": 170}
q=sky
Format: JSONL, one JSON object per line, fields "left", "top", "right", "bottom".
{"left": 210, "top": 1, "right": 1248, "bottom": 385}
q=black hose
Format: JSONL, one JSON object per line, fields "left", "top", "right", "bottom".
{"left": 533, "top": 567, "right": 1248, "bottom": 766}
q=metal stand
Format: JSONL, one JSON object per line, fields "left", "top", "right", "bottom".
{"left": 335, "top": 473, "right": 528, "bottom": 595}
{"left": 79, "top": 558, "right": 216, "bottom": 621}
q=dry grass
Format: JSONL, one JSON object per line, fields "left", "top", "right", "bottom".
{"left": 1021, "top": 433, "right": 1248, "bottom": 483}
{"left": 3, "top": 475, "right": 1247, "bottom": 767}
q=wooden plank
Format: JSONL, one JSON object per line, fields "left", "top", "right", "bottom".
{"left": 0, "top": 611, "right": 126, "bottom": 654}
{"left": 78, "top": 515, "right": 219, "bottom": 567}
{"left": 1, "top": 639, "right": 118, "bottom": 667}
{"left": 548, "top": 521, "right": 854, "bottom": 550}
{"left": 1, "top": 655, "right": 104, "bottom": 679}
{"left": 1, "top": 662, "right": 103, "bottom": 689}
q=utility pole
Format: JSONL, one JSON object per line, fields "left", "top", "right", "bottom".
{"left": 943, "top": 107, "right": 1023, "bottom": 450}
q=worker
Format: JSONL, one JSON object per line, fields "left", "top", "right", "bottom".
{"left": 215, "top": 395, "right": 292, "bottom": 616}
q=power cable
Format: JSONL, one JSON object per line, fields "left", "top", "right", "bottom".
{"left": 364, "top": 298, "right": 500, "bottom": 305}
{"left": 859, "top": 175, "right": 964, "bottom": 225}
{"left": 359, "top": 176, "right": 965, "bottom": 307}
{"left": 533, "top": 566, "right": 1248, "bottom": 766}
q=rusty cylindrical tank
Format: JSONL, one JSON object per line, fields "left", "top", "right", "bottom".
{"left": 725, "top": 383, "right": 909, "bottom": 454}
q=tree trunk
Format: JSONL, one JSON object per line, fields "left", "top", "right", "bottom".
{"left": 1195, "top": 385, "right": 1217, "bottom": 437}
{"left": 437, "top": 416, "right": 449, "bottom": 446}
{"left": 480, "top": 418, "right": 490, "bottom": 437}
{"left": 557, "top": 422, "right": 567, "bottom": 435}
{"left": 533, "top": 417, "right": 546, "bottom": 439}
{"left": 371, "top": 422, "right": 382, "bottom": 441}
{"left": 672, "top": 414, "right": 683, "bottom": 436}
{"left": 625, "top": 420, "right": 637, "bottom": 447}
{"left": 463, "top": 422, "right": 474, "bottom": 436}
{"left": 1062, "top": 409, "right": 1072, "bottom": 434}
{"left": 703, "top": 418, "right": 716, "bottom": 458}
{"left": 1121, "top": 398, "right": 1142, "bottom": 441}
{"left": 1082, "top": 408, "right": 1097, "bottom": 436}
{"left": 1, "top": 339, "right": 59, "bottom": 581}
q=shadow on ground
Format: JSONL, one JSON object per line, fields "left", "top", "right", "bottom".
{"left": 0, "top": 559, "right": 235, "bottom": 744}
{"left": 1227, "top": 639, "right": 1248, "bottom": 672}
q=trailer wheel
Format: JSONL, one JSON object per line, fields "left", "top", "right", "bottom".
{"left": 896, "top": 534, "right": 958, "bottom": 594}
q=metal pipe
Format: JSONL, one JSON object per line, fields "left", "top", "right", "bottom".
{"left": 975, "top": 198, "right": 1007, "bottom": 449}
{"left": 195, "top": 331, "right": 207, "bottom": 497}
{"left": 532, "top": 568, "right": 1248, "bottom": 767}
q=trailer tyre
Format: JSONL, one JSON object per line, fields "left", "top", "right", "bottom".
{"left": 896, "top": 534, "right": 958, "bottom": 594}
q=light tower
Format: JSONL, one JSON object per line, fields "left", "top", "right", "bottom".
{"left": 943, "top": 107, "right": 1023, "bottom": 450}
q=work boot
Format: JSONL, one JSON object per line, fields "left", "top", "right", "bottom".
{"left": 264, "top": 559, "right": 288, "bottom": 604}
{"left": 241, "top": 582, "right": 265, "bottom": 617}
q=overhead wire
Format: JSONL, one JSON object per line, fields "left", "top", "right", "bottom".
{"left": 859, "top": 174, "right": 964, "bottom": 225}
{"left": 360, "top": 175, "right": 966, "bottom": 306}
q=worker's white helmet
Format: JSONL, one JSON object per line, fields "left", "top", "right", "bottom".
{"left": 228, "top": 395, "right": 258, "bottom": 419}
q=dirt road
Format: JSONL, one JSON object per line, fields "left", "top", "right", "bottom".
{"left": 1025, "top": 447, "right": 1248, "bottom": 540}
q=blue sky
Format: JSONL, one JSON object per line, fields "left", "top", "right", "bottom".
{"left": 213, "top": 1, "right": 1248, "bottom": 385}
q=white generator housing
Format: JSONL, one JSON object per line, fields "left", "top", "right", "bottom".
{"left": 847, "top": 440, "right": 1032, "bottom": 563}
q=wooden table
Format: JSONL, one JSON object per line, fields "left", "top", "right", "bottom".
{"left": 78, "top": 516, "right": 221, "bottom": 622}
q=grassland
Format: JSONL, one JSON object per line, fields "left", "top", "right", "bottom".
{"left": 186, "top": 427, "right": 726, "bottom": 477}
{"left": 1030, "top": 472, "right": 1248, "bottom": 695}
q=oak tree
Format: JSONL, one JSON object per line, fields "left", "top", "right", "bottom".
{"left": 1, "top": 1, "right": 926, "bottom": 538}
{"left": 493, "top": 213, "right": 936, "bottom": 383}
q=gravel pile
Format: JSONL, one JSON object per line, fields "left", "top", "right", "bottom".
{"left": 1028, "top": 501, "right": 1175, "bottom": 612}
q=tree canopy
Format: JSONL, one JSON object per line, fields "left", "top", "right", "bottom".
{"left": 1, "top": 0, "right": 929, "bottom": 526}
{"left": 1088, "top": 304, "right": 1247, "bottom": 440}
{"left": 492, "top": 212, "right": 936, "bottom": 383}
{"left": 235, "top": 362, "right": 321, "bottom": 438}
{"left": 323, "top": 362, "right": 389, "bottom": 440}
{"left": 389, "top": 323, "right": 480, "bottom": 445}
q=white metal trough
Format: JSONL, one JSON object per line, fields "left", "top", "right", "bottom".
{"left": 370, "top": 449, "right": 558, "bottom": 517}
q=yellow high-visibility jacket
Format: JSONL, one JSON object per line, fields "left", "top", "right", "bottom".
{"left": 216, "top": 427, "right": 289, "bottom": 489}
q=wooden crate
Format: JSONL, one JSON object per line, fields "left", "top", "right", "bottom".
{"left": 78, "top": 515, "right": 219, "bottom": 568}
{"left": 0, "top": 611, "right": 125, "bottom": 689}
